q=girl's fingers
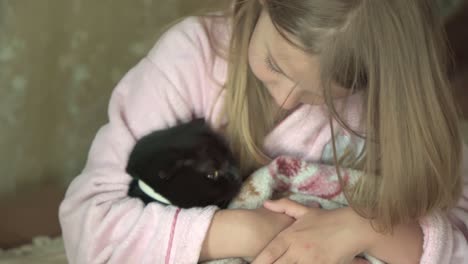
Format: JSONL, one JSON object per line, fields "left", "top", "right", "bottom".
{"left": 351, "top": 257, "right": 371, "bottom": 264}
{"left": 263, "top": 198, "right": 310, "bottom": 219}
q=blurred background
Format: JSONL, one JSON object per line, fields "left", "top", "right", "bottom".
{"left": 0, "top": 0, "right": 467, "bottom": 261}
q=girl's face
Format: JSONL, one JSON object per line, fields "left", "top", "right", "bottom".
{"left": 248, "top": 9, "right": 349, "bottom": 109}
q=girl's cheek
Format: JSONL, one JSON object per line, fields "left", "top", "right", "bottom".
{"left": 249, "top": 56, "right": 274, "bottom": 85}
{"left": 267, "top": 84, "right": 304, "bottom": 109}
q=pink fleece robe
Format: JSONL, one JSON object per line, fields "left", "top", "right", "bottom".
{"left": 58, "top": 16, "right": 468, "bottom": 264}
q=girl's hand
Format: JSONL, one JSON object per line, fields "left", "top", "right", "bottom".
{"left": 244, "top": 206, "right": 296, "bottom": 259}
{"left": 252, "top": 198, "right": 373, "bottom": 264}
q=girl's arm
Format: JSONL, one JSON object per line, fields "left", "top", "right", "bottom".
{"left": 199, "top": 209, "right": 253, "bottom": 261}
{"left": 59, "top": 17, "right": 232, "bottom": 264}
{"left": 348, "top": 209, "right": 423, "bottom": 264}
{"left": 199, "top": 207, "right": 295, "bottom": 261}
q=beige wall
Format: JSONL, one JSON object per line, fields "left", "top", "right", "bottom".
{"left": 0, "top": 0, "right": 465, "bottom": 196}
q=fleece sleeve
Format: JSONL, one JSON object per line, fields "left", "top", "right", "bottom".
{"left": 418, "top": 143, "right": 468, "bottom": 264}
{"left": 59, "top": 17, "right": 221, "bottom": 264}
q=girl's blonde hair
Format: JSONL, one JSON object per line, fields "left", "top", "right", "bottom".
{"left": 203, "top": 0, "right": 463, "bottom": 231}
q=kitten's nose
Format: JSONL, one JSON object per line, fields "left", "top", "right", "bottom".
{"left": 227, "top": 166, "right": 241, "bottom": 182}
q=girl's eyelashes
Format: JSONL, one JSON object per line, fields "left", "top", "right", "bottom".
{"left": 265, "top": 56, "right": 283, "bottom": 75}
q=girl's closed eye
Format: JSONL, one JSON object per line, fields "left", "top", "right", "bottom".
{"left": 265, "top": 55, "right": 282, "bottom": 75}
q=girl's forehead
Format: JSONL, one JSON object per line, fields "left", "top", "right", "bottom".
{"left": 260, "top": 10, "right": 320, "bottom": 79}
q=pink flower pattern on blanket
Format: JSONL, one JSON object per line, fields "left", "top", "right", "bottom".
{"left": 276, "top": 157, "right": 303, "bottom": 178}
{"left": 297, "top": 165, "right": 350, "bottom": 199}
{"left": 269, "top": 157, "right": 350, "bottom": 200}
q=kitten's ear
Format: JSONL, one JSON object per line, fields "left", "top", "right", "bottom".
{"left": 199, "top": 144, "right": 210, "bottom": 156}
{"left": 158, "top": 170, "right": 171, "bottom": 180}
{"left": 175, "top": 159, "right": 195, "bottom": 168}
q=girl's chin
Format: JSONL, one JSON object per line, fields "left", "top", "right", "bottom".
{"left": 273, "top": 101, "right": 304, "bottom": 112}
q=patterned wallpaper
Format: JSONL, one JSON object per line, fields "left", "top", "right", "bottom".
{"left": 0, "top": 0, "right": 464, "bottom": 195}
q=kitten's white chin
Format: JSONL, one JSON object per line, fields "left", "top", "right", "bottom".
{"left": 138, "top": 179, "right": 172, "bottom": 205}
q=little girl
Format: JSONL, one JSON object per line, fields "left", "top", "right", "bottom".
{"left": 59, "top": 0, "right": 468, "bottom": 263}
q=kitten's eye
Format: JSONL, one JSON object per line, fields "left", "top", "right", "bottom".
{"left": 206, "top": 170, "right": 219, "bottom": 180}
{"left": 183, "top": 159, "right": 195, "bottom": 166}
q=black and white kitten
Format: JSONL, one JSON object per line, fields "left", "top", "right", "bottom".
{"left": 126, "top": 118, "right": 243, "bottom": 209}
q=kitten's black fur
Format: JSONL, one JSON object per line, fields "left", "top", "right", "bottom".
{"left": 126, "top": 118, "right": 242, "bottom": 209}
